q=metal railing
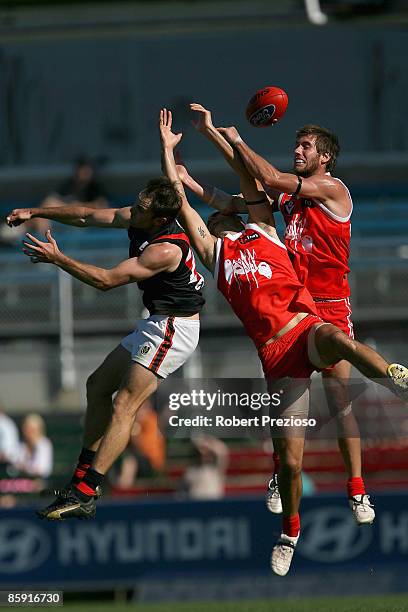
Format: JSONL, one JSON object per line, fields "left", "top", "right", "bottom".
{"left": 1, "top": 237, "right": 407, "bottom": 339}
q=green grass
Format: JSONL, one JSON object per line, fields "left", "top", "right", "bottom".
{"left": 34, "top": 593, "right": 408, "bottom": 612}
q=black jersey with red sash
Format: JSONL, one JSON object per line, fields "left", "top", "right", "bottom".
{"left": 128, "top": 219, "right": 205, "bottom": 315}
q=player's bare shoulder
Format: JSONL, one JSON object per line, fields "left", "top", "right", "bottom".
{"left": 140, "top": 241, "right": 183, "bottom": 273}
{"left": 329, "top": 176, "right": 353, "bottom": 218}
{"left": 312, "top": 174, "right": 352, "bottom": 219}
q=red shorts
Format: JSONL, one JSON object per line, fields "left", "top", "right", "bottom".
{"left": 313, "top": 298, "right": 354, "bottom": 338}
{"left": 313, "top": 298, "right": 354, "bottom": 373}
{"left": 258, "top": 315, "right": 322, "bottom": 380}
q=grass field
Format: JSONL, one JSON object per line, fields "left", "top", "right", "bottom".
{"left": 33, "top": 594, "right": 408, "bottom": 612}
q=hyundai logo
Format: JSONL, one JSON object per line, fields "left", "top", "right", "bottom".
{"left": 298, "top": 507, "right": 372, "bottom": 563}
{"left": 0, "top": 520, "right": 51, "bottom": 573}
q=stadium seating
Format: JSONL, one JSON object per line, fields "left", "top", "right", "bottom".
{"left": 1, "top": 197, "right": 408, "bottom": 245}
{"left": 109, "top": 440, "right": 408, "bottom": 499}
{"left": 4, "top": 404, "right": 408, "bottom": 502}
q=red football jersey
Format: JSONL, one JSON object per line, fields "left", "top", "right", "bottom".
{"left": 215, "top": 223, "right": 317, "bottom": 349}
{"left": 276, "top": 178, "right": 352, "bottom": 299}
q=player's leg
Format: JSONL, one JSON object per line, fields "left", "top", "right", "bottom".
{"left": 309, "top": 323, "right": 408, "bottom": 398}
{"left": 314, "top": 299, "right": 372, "bottom": 519}
{"left": 271, "top": 435, "right": 305, "bottom": 577}
{"left": 323, "top": 360, "right": 360, "bottom": 475}
{"left": 261, "top": 318, "right": 315, "bottom": 516}
{"left": 39, "top": 315, "right": 200, "bottom": 521}
{"left": 36, "top": 343, "right": 131, "bottom": 519}
{"left": 90, "top": 363, "right": 158, "bottom": 475}
{"left": 274, "top": 436, "right": 304, "bottom": 517}
{"left": 88, "top": 314, "right": 197, "bottom": 476}
{"left": 68, "top": 344, "right": 131, "bottom": 485}
{"left": 269, "top": 381, "right": 309, "bottom": 577}
{"left": 322, "top": 361, "right": 375, "bottom": 525}
{"left": 322, "top": 360, "right": 361, "bottom": 477}
{"left": 41, "top": 362, "right": 159, "bottom": 521}
{"left": 83, "top": 344, "right": 131, "bottom": 451}
{"left": 71, "top": 322, "right": 161, "bottom": 486}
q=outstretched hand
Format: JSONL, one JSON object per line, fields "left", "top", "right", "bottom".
{"left": 159, "top": 108, "right": 183, "bottom": 150}
{"left": 22, "top": 230, "right": 61, "bottom": 264}
{"left": 6, "top": 208, "right": 32, "bottom": 227}
{"left": 217, "top": 126, "right": 242, "bottom": 146}
{"left": 190, "top": 103, "right": 215, "bottom": 133}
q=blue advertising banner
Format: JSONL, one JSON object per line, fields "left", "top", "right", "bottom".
{"left": 0, "top": 493, "right": 407, "bottom": 593}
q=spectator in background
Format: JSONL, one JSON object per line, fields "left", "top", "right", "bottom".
{"left": 183, "top": 435, "right": 229, "bottom": 500}
{"left": 1, "top": 156, "right": 108, "bottom": 246}
{"left": 0, "top": 408, "right": 20, "bottom": 475}
{"left": 14, "top": 414, "right": 53, "bottom": 479}
{"left": 116, "top": 401, "right": 166, "bottom": 488}
{"left": 42, "top": 156, "right": 108, "bottom": 210}
{"left": 25, "top": 156, "right": 108, "bottom": 236}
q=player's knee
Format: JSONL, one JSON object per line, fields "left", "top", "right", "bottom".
{"left": 319, "top": 325, "right": 356, "bottom": 361}
{"left": 333, "top": 331, "right": 358, "bottom": 359}
{"left": 112, "top": 390, "right": 139, "bottom": 422}
{"left": 280, "top": 455, "right": 302, "bottom": 477}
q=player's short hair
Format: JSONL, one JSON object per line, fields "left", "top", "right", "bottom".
{"left": 296, "top": 125, "right": 340, "bottom": 172}
{"left": 143, "top": 176, "right": 182, "bottom": 220}
{"left": 207, "top": 211, "right": 244, "bottom": 235}
{"left": 207, "top": 211, "right": 222, "bottom": 231}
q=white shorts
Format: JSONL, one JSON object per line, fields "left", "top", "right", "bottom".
{"left": 120, "top": 315, "right": 200, "bottom": 379}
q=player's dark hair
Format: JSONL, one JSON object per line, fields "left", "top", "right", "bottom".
{"left": 207, "top": 211, "right": 244, "bottom": 235}
{"left": 296, "top": 125, "right": 340, "bottom": 172}
{"left": 144, "top": 176, "right": 182, "bottom": 220}
{"left": 207, "top": 211, "right": 221, "bottom": 224}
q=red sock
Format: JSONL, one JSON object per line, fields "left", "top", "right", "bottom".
{"left": 71, "top": 448, "right": 96, "bottom": 485}
{"left": 282, "top": 513, "right": 300, "bottom": 538}
{"left": 75, "top": 467, "right": 105, "bottom": 499}
{"left": 76, "top": 480, "right": 97, "bottom": 497}
{"left": 347, "top": 477, "right": 366, "bottom": 498}
{"left": 273, "top": 452, "right": 280, "bottom": 476}
{"left": 72, "top": 463, "right": 91, "bottom": 484}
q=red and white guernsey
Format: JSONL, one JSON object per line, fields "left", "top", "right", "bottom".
{"left": 215, "top": 223, "right": 317, "bottom": 349}
{"left": 276, "top": 178, "right": 352, "bottom": 299}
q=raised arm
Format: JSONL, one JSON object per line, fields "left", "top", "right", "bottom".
{"left": 7, "top": 205, "right": 131, "bottom": 229}
{"left": 190, "top": 104, "right": 279, "bottom": 210}
{"left": 190, "top": 103, "right": 250, "bottom": 179}
{"left": 175, "top": 151, "right": 246, "bottom": 214}
{"left": 159, "top": 108, "right": 216, "bottom": 273}
{"left": 233, "top": 149, "right": 278, "bottom": 237}
{"left": 190, "top": 104, "right": 277, "bottom": 233}
{"left": 22, "top": 230, "right": 181, "bottom": 291}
